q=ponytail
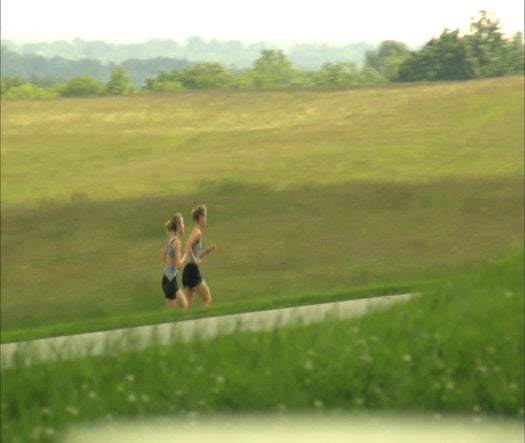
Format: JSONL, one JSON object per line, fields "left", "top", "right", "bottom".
{"left": 165, "top": 213, "right": 183, "bottom": 233}
{"left": 191, "top": 204, "right": 207, "bottom": 222}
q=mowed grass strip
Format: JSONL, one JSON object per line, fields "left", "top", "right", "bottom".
{"left": 1, "top": 77, "right": 523, "bottom": 333}
{"left": 1, "top": 177, "right": 522, "bottom": 332}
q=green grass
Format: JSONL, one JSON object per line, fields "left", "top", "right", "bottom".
{"left": 1, "top": 251, "right": 522, "bottom": 443}
{"left": 1, "top": 77, "right": 523, "bottom": 334}
{"left": 0, "top": 279, "right": 436, "bottom": 343}
{"left": 2, "top": 79, "right": 523, "bottom": 206}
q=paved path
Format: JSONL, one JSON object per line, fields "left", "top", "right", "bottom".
{"left": 1, "top": 293, "right": 417, "bottom": 369}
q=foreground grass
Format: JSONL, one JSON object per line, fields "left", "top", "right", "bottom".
{"left": 1, "top": 251, "right": 523, "bottom": 443}
{"left": 1, "top": 77, "right": 523, "bottom": 332}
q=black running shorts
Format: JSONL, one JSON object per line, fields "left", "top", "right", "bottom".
{"left": 162, "top": 275, "right": 179, "bottom": 300}
{"left": 182, "top": 263, "right": 202, "bottom": 289}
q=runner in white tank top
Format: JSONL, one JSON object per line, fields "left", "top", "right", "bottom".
{"left": 162, "top": 214, "right": 189, "bottom": 309}
{"left": 182, "top": 204, "right": 217, "bottom": 308}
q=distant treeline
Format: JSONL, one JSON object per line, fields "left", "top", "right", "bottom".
{"left": 1, "top": 12, "right": 523, "bottom": 99}
{"left": 1, "top": 37, "right": 374, "bottom": 85}
{"left": 2, "top": 37, "right": 374, "bottom": 70}
{"left": 0, "top": 45, "right": 191, "bottom": 87}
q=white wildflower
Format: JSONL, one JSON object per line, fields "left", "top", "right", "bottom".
{"left": 476, "top": 363, "right": 488, "bottom": 375}
{"left": 304, "top": 359, "right": 314, "bottom": 371}
{"left": 215, "top": 375, "right": 225, "bottom": 384}
{"left": 40, "top": 407, "right": 52, "bottom": 418}
{"left": 32, "top": 427, "right": 53, "bottom": 440}
{"left": 66, "top": 406, "right": 79, "bottom": 417}
{"left": 353, "top": 397, "right": 364, "bottom": 406}
{"left": 360, "top": 354, "right": 372, "bottom": 364}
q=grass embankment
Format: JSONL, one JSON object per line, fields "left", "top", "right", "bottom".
{"left": 1, "top": 77, "right": 523, "bottom": 334}
{"left": 0, "top": 280, "right": 434, "bottom": 343}
{"left": 1, "top": 251, "right": 522, "bottom": 443}
{"left": 2, "top": 281, "right": 435, "bottom": 343}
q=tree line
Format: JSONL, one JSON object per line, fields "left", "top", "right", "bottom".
{"left": 0, "top": 40, "right": 373, "bottom": 87}
{"left": 2, "top": 37, "right": 373, "bottom": 70}
{"left": 1, "top": 12, "right": 523, "bottom": 99}
{"left": 0, "top": 45, "right": 191, "bottom": 87}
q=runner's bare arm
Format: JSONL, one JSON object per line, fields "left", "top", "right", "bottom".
{"left": 173, "top": 239, "right": 187, "bottom": 269}
{"left": 199, "top": 244, "right": 217, "bottom": 258}
{"left": 185, "top": 229, "right": 203, "bottom": 266}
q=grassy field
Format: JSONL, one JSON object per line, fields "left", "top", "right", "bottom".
{"left": 1, "top": 77, "right": 523, "bottom": 333}
{"left": 1, "top": 250, "right": 522, "bottom": 443}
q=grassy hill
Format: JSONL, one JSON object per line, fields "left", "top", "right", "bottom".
{"left": 1, "top": 77, "right": 523, "bottom": 332}
{"left": 2, "top": 248, "right": 523, "bottom": 443}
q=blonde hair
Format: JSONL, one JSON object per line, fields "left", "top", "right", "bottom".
{"left": 165, "top": 213, "right": 183, "bottom": 233}
{"left": 191, "top": 204, "right": 207, "bottom": 222}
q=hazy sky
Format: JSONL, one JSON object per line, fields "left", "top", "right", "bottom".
{"left": 1, "top": 0, "right": 523, "bottom": 45}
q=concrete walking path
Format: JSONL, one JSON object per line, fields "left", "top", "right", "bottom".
{"left": 1, "top": 293, "right": 417, "bottom": 369}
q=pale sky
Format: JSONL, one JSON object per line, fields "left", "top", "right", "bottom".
{"left": 1, "top": 0, "right": 523, "bottom": 45}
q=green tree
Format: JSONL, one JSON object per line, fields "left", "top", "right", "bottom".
{"left": 1, "top": 76, "right": 26, "bottom": 95}
{"left": 464, "top": 10, "right": 506, "bottom": 77}
{"left": 430, "top": 30, "right": 477, "bottom": 80}
{"left": 365, "top": 41, "right": 410, "bottom": 81}
{"left": 147, "top": 80, "right": 184, "bottom": 92}
{"left": 233, "top": 69, "right": 257, "bottom": 88}
{"left": 2, "top": 82, "right": 58, "bottom": 99}
{"left": 502, "top": 32, "right": 525, "bottom": 75}
{"left": 398, "top": 29, "right": 476, "bottom": 81}
{"left": 397, "top": 11, "right": 522, "bottom": 82}
{"left": 144, "top": 70, "right": 184, "bottom": 91}
{"left": 181, "top": 63, "right": 234, "bottom": 89}
{"left": 122, "top": 58, "right": 188, "bottom": 87}
{"left": 356, "top": 65, "right": 383, "bottom": 84}
{"left": 251, "top": 50, "right": 295, "bottom": 87}
{"left": 56, "top": 75, "right": 105, "bottom": 97}
{"left": 106, "top": 67, "right": 135, "bottom": 95}
{"left": 313, "top": 62, "right": 357, "bottom": 86}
